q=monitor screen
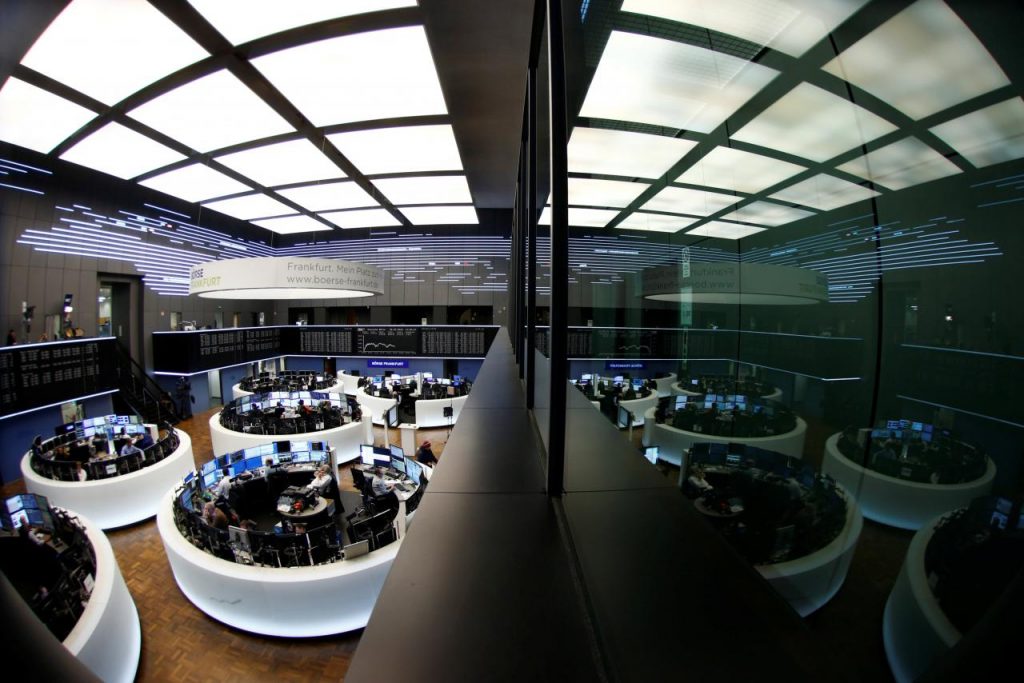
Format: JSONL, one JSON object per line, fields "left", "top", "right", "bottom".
{"left": 230, "top": 461, "right": 247, "bottom": 477}
{"left": 360, "top": 445, "right": 376, "bottom": 465}
{"left": 386, "top": 405, "right": 399, "bottom": 427}
{"left": 674, "top": 396, "right": 687, "bottom": 409}
{"left": 921, "top": 432, "right": 932, "bottom": 443}
{"left": 202, "top": 471, "right": 218, "bottom": 489}
{"left": 616, "top": 405, "right": 631, "bottom": 429}
{"left": 644, "top": 447, "right": 658, "bottom": 464}
{"left": 244, "top": 456, "right": 262, "bottom": 471}
{"left": 582, "top": 374, "right": 592, "bottom": 381}
{"left": 373, "top": 458, "right": 391, "bottom": 469}
{"left": 184, "top": 470, "right": 196, "bottom": 484}
{"left": 391, "top": 457, "right": 407, "bottom": 475}
{"left": 911, "top": 421, "right": 923, "bottom": 431}
{"left": 216, "top": 455, "right": 230, "bottom": 468}
{"left": 453, "top": 375, "right": 462, "bottom": 383}
{"left": 200, "top": 460, "right": 217, "bottom": 476}
{"left": 390, "top": 445, "right": 404, "bottom": 458}
{"left": 292, "top": 452, "right": 311, "bottom": 463}
{"left": 886, "top": 419, "right": 900, "bottom": 429}
{"left": 613, "top": 375, "right": 624, "bottom": 384}
{"left": 422, "top": 372, "right": 433, "bottom": 379}
{"left": 632, "top": 379, "right": 643, "bottom": 390}
{"left": 406, "top": 459, "right": 422, "bottom": 482}
{"left": 691, "top": 379, "right": 699, "bottom": 386}
{"left": 54, "top": 423, "right": 75, "bottom": 437}
{"left": 373, "top": 446, "right": 391, "bottom": 457}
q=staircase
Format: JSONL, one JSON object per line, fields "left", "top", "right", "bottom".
{"left": 112, "top": 342, "right": 182, "bottom": 426}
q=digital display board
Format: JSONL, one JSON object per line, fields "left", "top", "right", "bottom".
{"left": 356, "top": 327, "right": 419, "bottom": 355}
{"left": 0, "top": 338, "right": 118, "bottom": 417}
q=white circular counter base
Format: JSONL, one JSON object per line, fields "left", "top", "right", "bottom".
{"left": 21, "top": 431, "right": 195, "bottom": 529}
{"left": 821, "top": 432, "right": 995, "bottom": 530}
{"left": 63, "top": 510, "right": 141, "bottom": 683}
{"left": 209, "top": 413, "right": 365, "bottom": 464}
{"left": 643, "top": 409, "right": 807, "bottom": 467}
{"left": 156, "top": 490, "right": 402, "bottom": 637}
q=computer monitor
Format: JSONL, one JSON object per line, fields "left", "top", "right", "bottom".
{"left": 244, "top": 456, "right": 262, "bottom": 471}
{"left": 616, "top": 405, "right": 631, "bottom": 429}
{"left": 390, "top": 445, "right": 404, "bottom": 458}
{"left": 911, "top": 421, "right": 923, "bottom": 431}
{"left": 613, "top": 375, "right": 624, "bottom": 384}
{"left": 360, "top": 445, "right": 376, "bottom": 465}
{"left": 422, "top": 372, "right": 433, "bottom": 379}
{"left": 202, "top": 471, "right": 218, "bottom": 489}
{"left": 184, "top": 470, "right": 196, "bottom": 485}
{"left": 200, "top": 460, "right": 217, "bottom": 476}
{"left": 230, "top": 461, "right": 247, "bottom": 477}
{"left": 54, "top": 423, "right": 75, "bottom": 437}
{"left": 644, "top": 447, "right": 658, "bottom": 465}
{"left": 581, "top": 374, "right": 592, "bottom": 381}
{"left": 674, "top": 396, "right": 687, "bottom": 409}
{"left": 691, "top": 378, "right": 699, "bottom": 386}
{"left": 344, "top": 539, "right": 370, "bottom": 559}
{"left": 373, "top": 458, "right": 391, "bottom": 470}
{"left": 453, "top": 375, "right": 462, "bottom": 383}
{"left": 391, "top": 457, "right": 407, "bottom": 475}
{"left": 386, "top": 405, "right": 399, "bottom": 427}
{"left": 405, "top": 459, "right": 423, "bottom": 482}
{"left": 292, "top": 452, "right": 311, "bottom": 463}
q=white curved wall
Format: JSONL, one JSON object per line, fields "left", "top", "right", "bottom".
{"left": 414, "top": 394, "right": 470, "bottom": 428}
{"left": 209, "top": 414, "right": 364, "bottom": 463}
{"left": 156, "top": 490, "right": 402, "bottom": 636}
{"left": 645, "top": 410, "right": 807, "bottom": 467}
{"left": 883, "top": 515, "right": 961, "bottom": 683}
{"left": 337, "top": 371, "right": 362, "bottom": 395}
{"left": 355, "top": 388, "right": 398, "bottom": 426}
{"left": 63, "top": 510, "right": 141, "bottom": 683}
{"left": 821, "top": 432, "right": 995, "bottom": 530}
{"left": 22, "top": 431, "right": 195, "bottom": 529}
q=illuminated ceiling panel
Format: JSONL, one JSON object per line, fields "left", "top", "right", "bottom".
{"left": 641, "top": 186, "right": 740, "bottom": 215}
{"left": 929, "top": 97, "right": 1024, "bottom": 168}
{"left": 622, "top": 0, "right": 869, "bottom": 57}
{"left": 567, "top": 127, "right": 697, "bottom": 178}
{"left": 538, "top": 207, "right": 620, "bottom": 227}
{"left": 401, "top": 206, "right": 479, "bottom": 225}
{"left": 250, "top": 215, "right": 332, "bottom": 235}
{"left": 373, "top": 176, "right": 472, "bottom": 204}
{"left": 719, "top": 200, "right": 814, "bottom": 226}
{"left": 215, "top": 139, "right": 344, "bottom": 187}
{"left": 616, "top": 212, "right": 699, "bottom": 233}
{"left": 203, "top": 192, "right": 293, "bottom": 220}
{"left": 252, "top": 26, "right": 448, "bottom": 126}
{"left": 769, "top": 173, "right": 880, "bottom": 210}
{"left": 676, "top": 146, "right": 805, "bottom": 193}
{"left": 129, "top": 70, "right": 293, "bottom": 152}
{"left": 686, "top": 221, "right": 765, "bottom": 240}
{"left": 186, "top": 0, "right": 416, "bottom": 44}
{"left": 327, "top": 125, "right": 463, "bottom": 175}
{"left": 276, "top": 181, "right": 377, "bottom": 212}
{"left": 59, "top": 122, "right": 185, "bottom": 179}
{"left": 319, "top": 208, "right": 402, "bottom": 229}
{"left": 139, "top": 164, "right": 252, "bottom": 203}
{"left": 837, "top": 137, "right": 962, "bottom": 190}
{"left": 568, "top": 178, "right": 650, "bottom": 208}
{"left": 20, "top": 0, "right": 207, "bottom": 105}
{"left": 732, "top": 83, "right": 898, "bottom": 162}
{"left": 0, "top": 78, "right": 96, "bottom": 154}
{"left": 822, "top": 0, "right": 1009, "bottom": 120}
{"left": 579, "top": 31, "right": 778, "bottom": 132}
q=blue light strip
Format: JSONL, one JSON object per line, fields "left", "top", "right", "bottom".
{"left": 897, "top": 395, "right": 1024, "bottom": 429}
{"left": 900, "top": 344, "right": 1024, "bottom": 362}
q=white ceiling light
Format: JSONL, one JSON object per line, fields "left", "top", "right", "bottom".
{"left": 837, "top": 137, "right": 962, "bottom": 190}
{"left": 929, "top": 98, "right": 1024, "bottom": 168}
{"left": 0, "top": 77, "right": 96, "bottom": 154}
{"left": 203, "top": 192, "right": 293, "bottom": 220}
{"left": 579, "top": 31, "right": 778, "bottom": 132}
{"left": 319, "top": 208, "right": 401, "bottom": 229}
{"left": 20, "top": 0, "right": 207, "bottom": 105}
{"left": 567, "top": 127, "right": 697, "bottom": 178}
{"left": 252, "top": 26, "right": 448, "bottom": 127}
{"left": 538, "top": 207, "right": 621, "bottom": 227}
{"left": 139, "top": 164, "right": 252, "bottom": 202}
{"left": 276, "top": 181, "right": 377, "bottom": 212}
{"left": 641, "top": 186, "right": 739, "bottom": 215}
{"left": 622, "top": 0, "right": 869, "bottom": 57}
{"left": 567, "top": 178, "right": 650, "bottom": 208}
{"left": 250, "top": 215, "right": 333, "bottom": 235}
{"left": 59, "top": 122, "right": 185, "bottom": 179}
{"left": 676, "top": 146, "right": 805, "bottom": 194}
{"left": 373, "top": 176, "right": 472, "bottom": 204}
{"left": 186, "top": 0, "right": 416, "bottom": 45}
{"left": 328, "top": 124, "right": 463, "bottom": 175}
{"left": 129, "top": 70, "right": 292, "bottom": 152}
{"left": 719, "top": 201, "right": 814, "bottom": 226}
{"left": 822, "top": 0, "right": 1009, "bottom": 120}
{"left": 616, "top": 212, "right": 699, "bottom": 233}
{"left": 732, "top": 83, "right": 898, "bottom": 162}
{"left": 769, "top": 173, "right": 880, "bottom": 211}
{"left": 401, "top": 206, "right": 479, "bottom": 225}
{"left": 190, "top": 257, "right": 382, "bottom": 299}
{"left": 685, "top": 221, "right": 766, "bottom": 240}
{"left": 216, "top": 139, "right": 344, "bottom": 187}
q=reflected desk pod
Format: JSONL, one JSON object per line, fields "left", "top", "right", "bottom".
{"left": 883, "top": 515, "right": 960, "bottom": 683}
{"left": 653, "top": 372, "right": 677, "bottom": 397}
{"left": 63, "top": 510, "right": 141, "bottom": 683}
{"left": 209, "top": 413, "right": 364, "bottom": 464}
{"left": 821, "top": 432, "right": 995, "bottom": 530}
{"left": 643, "top": 407, "right": 806, "bottom": 467}
{"left": 22, "top": 430, "right": 194, "bottom": 529}
{"left": 756, "top": 486, "right": 863, "bottom": 617}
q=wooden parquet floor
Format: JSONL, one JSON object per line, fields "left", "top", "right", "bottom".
{"left": 2, "top": 407, "right": 457, "bottom": 682}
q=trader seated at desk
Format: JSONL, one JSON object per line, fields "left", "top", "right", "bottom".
{"left": 119, "top": 436, "right": 144, "bottom": 458}
{"left": 371, "top": 467, "right": 395, "bottom": 497}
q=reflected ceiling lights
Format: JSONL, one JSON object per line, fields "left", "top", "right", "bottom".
{"left": 189, "top": 257, "right": 383, "bottom": 299}
{"left": 732, "top": 83, "right": 897, "bottom": 162}
{"left": 539, "top": 207, "right": 620, "bottom": 228}
{"left": 929, "top": 97, "right": 1024, "bottom": 168}
{"left": 617, "top": 212, "right": 699, "bottom": 233}
{"left": 579, "top": 31, "right": 778, "bottom": 131}
{"left": 822, "top": 0, "right": 1009, "bottom": 120}
{"left": 769, "top": 174, "right": 880, "bottom": 211}
{"left": 837, "top": 137, "right": 962, "bottom": 190}
{"left": 719, "top": 201, "right": 814, "bottom": 227}
{"left": 685, "top": 221, "right": 766, "bottom": 240}
{"left": 567, "top": 127, "right": 697, "bottom": 179}
{"left": 622, "top": 0, "right": 869, "bottom": 57}
{"left": 677, "top": 147, "right": 805, "bottom": 194}
{"left": 642, "top": 186, "right": 740, "bottom": 216}
{"left": 642, "top": 262, "right": 827, "bottom": 304}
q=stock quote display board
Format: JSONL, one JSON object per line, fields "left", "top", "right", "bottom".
{"left": 0, "top": 338, "right": 118, "bottom": 417}
{"left": 534, "top": 327, "right": 865, "bottom": 380}
{"left": 153, "top": 326, "right": 499, "bottom": 373}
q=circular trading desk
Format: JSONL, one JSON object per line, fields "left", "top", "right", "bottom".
{"left": 157, "top": 459, "right": 431, "bottom": 637}
{"left": 594, "top": 389, "right": 658, "bottom": 427}
{"left": 337, "top": 371, "right": 362, "bottom": 395}
{"left": 21, "top": 430, "right": 194, "bottom": 529}
{"left": 354, "top": 386, "right": 470, "bottom": 428}
{"left": 232, "top": 375, "right": 340, "bottom": 400}
{"left": 643, "top": 407, "right": 806, "bottom": 467}
{"left": 653, "top": 372, "right": 677, "bottom": 397}
{"left": 756, "top": 486, "right": 863, "bottom": 617}
{"left": 882, "top": 515, "right": 960, "bottom": 683}
{"left": 672, "top": 381, "right": 783, "bottom": 402}
{"left": 355, "top": 387, "right": 398, "bottom": 426}
{"left": 821, "top": 432, "right": 995, "bottom": 530}
{"left": 63, "top": 510, "right": 142, "bottom": 683}
{"left": 209, "top": 413, "right": 365, "bottom": 464}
